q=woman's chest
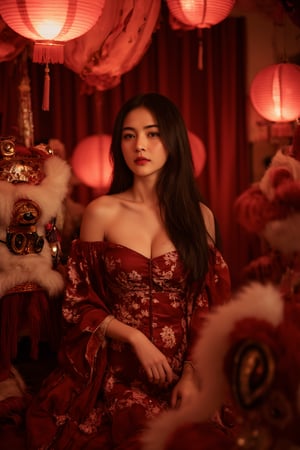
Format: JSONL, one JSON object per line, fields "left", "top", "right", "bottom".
{"left": 105, "top": 203, "right": 175, "bottom": 259}
{"left": 102, "top": 245, "right": 186, "bottom": 295}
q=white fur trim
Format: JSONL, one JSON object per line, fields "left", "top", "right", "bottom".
{"left": 262, "top": 214, "right": 300, "bottom": 253}
{"left": 142, "top": 283, "right": 284, "bottom": 450}
{"left": 0, "top": 242, "right": 64, "bottom": 297}
{"left": 38, "top": 155, "right": 71, "bottom": 223}
{"left": 191, "top": 283, "right": 283, "bottom": 418}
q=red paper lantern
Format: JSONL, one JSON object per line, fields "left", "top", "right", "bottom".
{"left": 0, "top": 0, "right": 105, "bottom": 63}
{"left": 166, "top": 0, "right": 236, "bottom": 28}
{"left": 71, "top": 134, "right": 113, "bottom": 192}
{"left": 250, "top": 63, "right": 300, "bottom": 123}
{"left": 188, "top": 130, "right": 206, "bottom": 176}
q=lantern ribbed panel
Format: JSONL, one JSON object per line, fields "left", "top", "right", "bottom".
{"left": 0, "top": 0, "right": 105, "bottom": 62}
{"left": 250, "top": 63, "right": 300, "bottom": 123}
{"left": 166, "top": 0, "right": 236, "bottom": 28}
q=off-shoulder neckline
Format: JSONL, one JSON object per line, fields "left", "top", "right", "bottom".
{"left": 77, "top": 240, "right": 178, "bottom": 261}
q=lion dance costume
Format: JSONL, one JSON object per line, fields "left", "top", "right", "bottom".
{"left": 142, "top": 282, "right": 300, "bottom": 450}
{"left": 0, "top": 137, "right": 71, "bottom": 421}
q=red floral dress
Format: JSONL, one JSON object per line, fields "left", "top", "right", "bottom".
{"left": 26, "top": 240, "right": 231, "bottom": 449}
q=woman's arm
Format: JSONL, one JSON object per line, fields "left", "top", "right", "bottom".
{"left": 105, "top": 318, "right": 175, "bottom": 384}
{"left": 200, "top": 202, "right": 216, "bottom": 244}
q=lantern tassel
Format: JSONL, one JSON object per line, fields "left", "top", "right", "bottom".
{"left": 198, "top": 39, "right": 203, "bottom": 70}
{"left": 42, "top": 64, "right": 50, "bottom": 111}
{"left": 197, "top": 30, "right": 203, "bottom": 70}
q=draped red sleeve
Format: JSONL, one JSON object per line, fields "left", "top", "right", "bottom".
{"left": 26, "top": 240, "right": 112, "bottom": 449}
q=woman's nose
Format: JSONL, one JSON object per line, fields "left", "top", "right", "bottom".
{"left": 135, "top": 133, "right": 147, "bottom": 152}
{"left": 136, "top": 145, "right": 145, "bottom": 152}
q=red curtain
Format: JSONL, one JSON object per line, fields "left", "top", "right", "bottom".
{"left": 0, "top": 13, "right": 252, "bottom": 288}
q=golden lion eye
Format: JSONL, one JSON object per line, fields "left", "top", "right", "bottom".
{"left": 0, "top": 138, "right": 15, "bottom": 157}
{"left": 13, "top": 199, "right": 41, "bottom": 225}
{"left": 232, "top": 340, "right": 275, "bottom": 410}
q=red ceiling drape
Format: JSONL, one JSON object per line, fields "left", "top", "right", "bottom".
{"left": 0, "top": 13, "right": 252, "bottom": 288}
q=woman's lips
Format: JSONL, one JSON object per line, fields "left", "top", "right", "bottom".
{"left": 134, "top": 157, "right": 150, "bottom": 165}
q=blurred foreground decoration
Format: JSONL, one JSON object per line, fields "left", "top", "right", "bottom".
{"left": 142, "top": 282, "right": 300, "bottom": 450}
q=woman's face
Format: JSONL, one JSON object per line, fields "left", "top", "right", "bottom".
{"left": 121, "top": 106, "right": 168, "bottom": 179}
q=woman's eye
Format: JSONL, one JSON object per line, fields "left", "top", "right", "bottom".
{"left": 122, "top": 133, "right": 135, "bottom": 140}
{"left": 148, "top": 131, "right": 160, "bottom": 138}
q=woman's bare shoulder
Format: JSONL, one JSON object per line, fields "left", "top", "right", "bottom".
{"left": 200, "top": 202, "right": 216, "bottom": 243}
{"left": 83, "top": 195, "right": 120, "bottom": 220}
{"left": 80, "top": 195, "right": 120, "bottom": 241}
{"left": 88, "top": 194, "right": 118, "bottom": 210}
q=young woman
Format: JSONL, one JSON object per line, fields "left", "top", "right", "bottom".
{"left": 26, "top": 93, "right": 231, "bottom": 449}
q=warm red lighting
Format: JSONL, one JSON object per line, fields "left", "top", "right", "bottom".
{"left": 166, "top": 0, "right": 236, "bottom": 28}
{"left": 71, "top": 134, "right": 113, "bottom": 191}
{"left": 250, "top": 63, "right": 300, "bottom": 123}
{"left": 0, "top": 1, "right": 105, "bottom": 63}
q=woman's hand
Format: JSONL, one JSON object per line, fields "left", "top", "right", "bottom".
{"left": 170, "top": 362, "right": 200, "bottom": 409}
{"left": 105, "top": 318, "right": 174, "bottom": 385}
{"left": 129, "top": 330, "right": 175, "bottom": 385}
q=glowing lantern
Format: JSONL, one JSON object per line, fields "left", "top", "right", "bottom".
{"left": 250, "top": 63, "right": 300, "bottom": 122}
{"left": 166, "top": 0, "right": 236, "bottom": 28}
{"left": 0, "top": 1, "right": 105, "bottom": 64}
{"left": 71, "top": 134, "right": 113, "bottom": 192}
{"left": 188, "top": 130, "right": 206, "bottom": 176}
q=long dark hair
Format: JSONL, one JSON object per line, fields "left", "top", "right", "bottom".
{"left": 108, "top": 93, "right": 210, "bottom": 281}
